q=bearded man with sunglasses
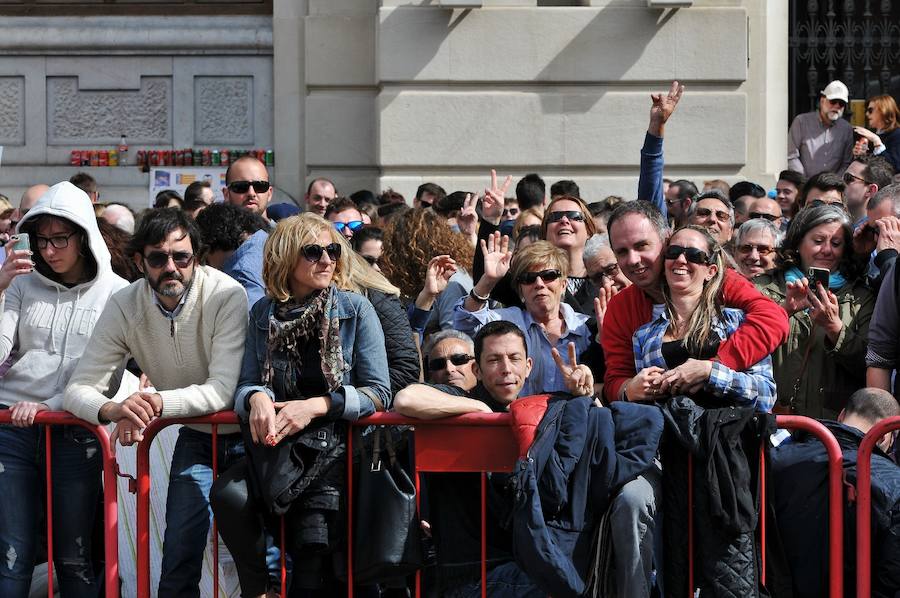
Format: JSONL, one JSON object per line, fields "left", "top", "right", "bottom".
{"left": 65, "top": 208, "right": 248, "bottom": 597}
{"left": 223, "top": 155, "right": 274, "bottom": 223}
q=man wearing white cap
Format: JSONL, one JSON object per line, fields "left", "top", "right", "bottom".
{"left": 788, "top": 80, "right": 854, "bottom": 177}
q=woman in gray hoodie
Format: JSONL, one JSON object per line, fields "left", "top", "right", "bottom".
{"left": 0, "top": 181, "right": 128, "bottom": 597}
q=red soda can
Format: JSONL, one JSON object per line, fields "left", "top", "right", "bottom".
{"left": 98, "top": 150, "right": 109, "bottom": 167}
{"left": 175, "top": 150, "right": 183, "bottom": 167}
{"left": 70, "top": 150, "right": 81, "bottom": 166}
{"left": 89, "top": 151, "right": 100, "bottom": 167}
{"left": 202, "top": 149, "right": 211, "bottom": 166}
{"left": 136, "top": 150, "right": 147, "bottom": 168}
{"left": 184, "top": 149, "right": 193, "bottom": 166}
{"left": 220, "top": 149, "right": 229, "bottom": 165}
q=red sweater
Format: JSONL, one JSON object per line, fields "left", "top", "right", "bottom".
{"left": 601, "top": 269, "right": 789, "bottom": 402}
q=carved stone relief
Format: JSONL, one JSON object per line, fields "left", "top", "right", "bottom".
{"left": 193, "top": 76, "right": 254, "bottom": 145}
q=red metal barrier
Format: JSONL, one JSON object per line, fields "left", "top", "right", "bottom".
{"left": 775, "top": 416, "right": 846, "bottom": 598}
{"left": 855, "top": 415, "right": 900, "bottom": 598}
{"left": 0, "top": 411, "right": 120, "bottom": 598}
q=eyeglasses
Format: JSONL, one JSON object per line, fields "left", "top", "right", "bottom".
{"left": 227, "top": 180, "right": 271, "bottom": 194}
{"left": 143, "top": 251, "right": 195, "bottom": 268}
{"left": 842, "top": 172, "right": 870, "bottom": 186}
{"left": 301, "top": 242, "right": 342, "bottom": 263}
{"left": 748, "top": 212, "right": 779, "bottom": 222}
{"left": 35, "top": 231, "right": 77, "bottom": 250}
{"left": 664, "top": 245, "right": 713, "bottom": 265}
{"left": 516, "top": 268, "right": 562, "bottom": 285}
{"left": 333, "top": 221, "right": 364, "bottom": 234}
{"left": 589, "top": 263, "right": 620, "bottom": 285}
{"left": 546, "top": 210, "right": 585, "bottom": 224}
{"left": 694, "top": 207, "right": 730, "bottom": 222}
{"left": 502, "top": 207, "right": 520, "bottom": 217}
{"left": 736, "top": 243, "right": 775, "bottom": 256}
{"left": 361, "top": 254, "right": 379, "bottom": 266}
{"left": 427, "top": 353, "right": 474, "bottom": 371}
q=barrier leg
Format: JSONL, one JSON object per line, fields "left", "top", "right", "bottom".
{"left": 45, "top": 426, "right": 54, "bottom": 598}
{"left": 346, "top": 425, "right": 354, "bottom": 598}
{"left": 687, "top": 452, "right": 693, "bottom": 598}
{"left": 211, "top": 425, "right": 219, "bottom": 598}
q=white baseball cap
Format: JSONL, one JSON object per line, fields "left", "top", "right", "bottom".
{"left": 820, "top": 80, "right": 849, "bottom": 104}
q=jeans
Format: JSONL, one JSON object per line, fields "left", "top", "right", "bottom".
{"left": 0, "top": 421, "right": 102, "bottom": 598}
{"left": 158, "top": 427, "right": 245, "bottom": 598}
{"left": 445, "top": 561, "right": 544, "bottom": 598}
{"left": 609, "top": 462, "right": 663, "bottom": 598}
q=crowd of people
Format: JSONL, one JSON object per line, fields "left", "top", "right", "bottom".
{"left": 0, "top": 80, "right": 898, "bottom": 598}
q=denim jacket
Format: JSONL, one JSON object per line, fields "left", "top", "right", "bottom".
{"left": 234, "top": 287, "right": 391, "bottom": 421}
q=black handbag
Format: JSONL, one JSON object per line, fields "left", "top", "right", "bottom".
{"left": 352, "top": 426, "right": 423, "bottom": 584}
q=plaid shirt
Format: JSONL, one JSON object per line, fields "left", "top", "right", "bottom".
{"left": 633, "top": 305, "right": 776, "bottom": 412}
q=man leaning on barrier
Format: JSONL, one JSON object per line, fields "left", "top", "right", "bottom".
{"left": 64, "top": 207, "right": 248, "bottom": 598}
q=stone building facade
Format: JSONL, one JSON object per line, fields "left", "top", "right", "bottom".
{"left": 0, "top": 0, "right": 788, "bottom": 208}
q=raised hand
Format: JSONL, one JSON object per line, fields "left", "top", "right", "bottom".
{"left": 0, "top": 245, "right": 34, "bottom": 293}
{"left": 648, "top": 81, "right": 685, "bottom": 137}
{"left": 874, "top": 215, "right": 900, "bottom": 253}
{"left": 479, "top": 231, "right": 512, "bottom": 283}
{"left": 457, "top": 193, "right": 479, "bottom": 242}
{"left": 592, "top": 286, "right": 618, "bottom": 342}
{"left": 551, "top": 341, "right": 595, "bottom": 397}
{"left": 481, "top": 169, "right": 513, "bottom": 224}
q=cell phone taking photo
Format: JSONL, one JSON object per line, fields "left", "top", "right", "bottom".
{"left": 11, "top": 234, "right": 29, "bottom": 253}
{"left": 807, "top": 267, "right": 830, "bottom": 292}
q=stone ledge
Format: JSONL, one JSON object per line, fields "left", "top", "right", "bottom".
{"left": 0, "top": 17, "right": 273, "bottom": 55}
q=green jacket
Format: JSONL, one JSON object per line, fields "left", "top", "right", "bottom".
{"left": 754, "top": 270, "right": 874, "bottom": 419}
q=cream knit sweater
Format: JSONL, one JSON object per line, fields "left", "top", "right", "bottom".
{"left": 64, "top": 265, "right": 248, "bottom": 432}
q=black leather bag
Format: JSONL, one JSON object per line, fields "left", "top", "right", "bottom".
{"left": 353, "top": 427, "right": 423, "bottom": 584}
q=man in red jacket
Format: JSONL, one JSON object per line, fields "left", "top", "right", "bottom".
{"left": 601, "top": 198, "right": 789, "bottom": 403}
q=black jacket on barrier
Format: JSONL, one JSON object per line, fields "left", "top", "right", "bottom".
{"left": 660, "top": 397, "right": 776, "bottom": 598}
{"left": 770, "top": 421, "right": 900, "bottom": 598}
{"left": 365, "top": 288, "right": 421, "bottom": 398}
{"left": 511, "top": 395, "right": 664, "bottom": 598}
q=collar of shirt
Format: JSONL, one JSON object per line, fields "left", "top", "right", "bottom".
{"left": 520, "top": 301, "right": 589, "bottom": 339}
{"left": 151, "top": 277, "right": 192, "bottom": 319}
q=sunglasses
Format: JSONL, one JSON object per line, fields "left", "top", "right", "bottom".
{"left": 737, "top": 243, "right": 774, "bottom": 256}
{"left": 748, "top": 212, "right": 779, "bottom": 222}
{"left": 664, "top": 245, "right": 713, "bottom": 265}
{"left": 427, "top": 353, "right": 474, "bottom": 371}
{"left": 144, "top": 251, "right": 195, "bottom": 268}
{"left": 694, "top": 207, "right": 730, "bottom": 222}
{"left": 808, "top": 199, "right": 844, "bottom": 208}
{"left": 333, "top": 221, "right": 364, "bottom": 234}
{"left": 547, "top": 210, "right": 585, "bottom": 224}
{"left": 227, "top": 180, "right": 271, "bottom": 194}
{"left": 301, "top": 242, "right": 342, "bottom": 263}
{"left": 589, "top": 263, "right": 620, "bottom": 285}
{"left": 842, "top": 172, "right": 870, "bottom": 185}
{"left": 361, "top": 254, "right": 379, "bottom": 266}
{"left": 502, "top": 207, "right": 520, "bottom": 217}
{"left": 516, "top": 268, "right": 562, "bottom": 285}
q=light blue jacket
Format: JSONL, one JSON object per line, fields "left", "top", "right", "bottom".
{"left": 223, "top": 229, "right": 267, "bottom": 311}
{"left": 234, "top": 287, "right": 391, "bottom": 420}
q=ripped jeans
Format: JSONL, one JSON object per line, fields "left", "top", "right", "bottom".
{"left": 0, "top": 420, "right": 102, "bottom": 598}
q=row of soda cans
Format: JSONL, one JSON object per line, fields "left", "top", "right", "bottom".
{"left": 70, "top": 148, "right": 275, "bottom": 168}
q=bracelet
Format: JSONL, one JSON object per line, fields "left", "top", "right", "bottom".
{"left": 469, "top": 288, "right": 490, "bottom": 303}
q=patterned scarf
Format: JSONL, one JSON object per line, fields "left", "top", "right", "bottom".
{"left": 263, "top": 284, "right": 344, "bottom": 392}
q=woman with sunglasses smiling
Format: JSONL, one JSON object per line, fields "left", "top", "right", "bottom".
{"left": 455, "top": 235, "right": 596, "bottom": 396}
{"left": 630, "top": 225, "right": 776, "bottom": 411}
{"left": 753, "top": 205, "right": 874, "bottom": 418}
{"left": 540, "top": 194, "right": 599, "bottom": 315}
{"left": 212, "top": 213, "right": 391, "bottom": 597}
{"left": 853, "top": 94, "right": 900, "bottom": 171}
{"left": 0, "top": 181, "right": 128, "bottom": 596}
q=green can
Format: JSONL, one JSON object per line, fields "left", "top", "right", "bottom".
{"left": 265, "top": 150, "right": 275, "bottom": 166}
{"left": 211, "top": 150, "right": 221, "bottom": 166}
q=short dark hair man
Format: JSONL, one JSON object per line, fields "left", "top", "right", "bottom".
{"left": 195, "top": 202, "right": 268, "bottom": 309}
{"left": 843, "top": 154, "right": 895, "bottom": 226}
{"left": 325, "top": 197, "right": 365, "bottom": 240}
{"left": 729, "top": 181, "right": 767, "bottom": 227}
{"left": 64, "top": 208, "right": 248, "bottom": 596}
{"left": 183, "top": 180, "right": 214, "bottom": 218}
{"left": 69, "top": 172, "right": 99, "bottom": 203}
{"left": 798, "top": 171, "right": 846, "bottom": 210}
{"left": 415, "top": 182, "right": 446, "bottom": 209}
{"left": 516, "top": 173, "right": 546, "bottom": 211}
{"left": 664, "top": 179, "right": 699, "bottom": 228}
{"left": 771, "top": 388, "right": 900, "bottom": 598}
{"left": 688, "top": 189, "right": 735, "bottom": 244}
{"left": 550, "top": 179, "right": 580, "bottom": 199}
{"left": 304, "top": 177, "right": 337, "bottom": 216}
{"left": 223, "top": 156, "right": 273, "bottom": 221}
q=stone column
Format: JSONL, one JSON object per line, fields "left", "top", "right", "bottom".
{"left": 273, "top": 0, "right": 306, "bottom": 206}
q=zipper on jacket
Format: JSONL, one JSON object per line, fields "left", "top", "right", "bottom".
{"left": 170, "top": 318, "right": 174, "bottom": 337}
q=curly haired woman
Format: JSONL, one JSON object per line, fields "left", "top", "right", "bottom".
{"left": 380, "top": 208, "right": 475, "bottom": 333}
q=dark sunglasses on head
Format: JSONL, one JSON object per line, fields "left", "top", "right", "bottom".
{"left": 547, "top": 210, "right": 585, "bottom": 224}
{"left": 589, "top": 263, "right": 620, "bottom": 285}
{"left": 227, "top": 180, "right": 271, "bottom": 194}
{"left": 737, "top": 243, "right": 774, "bottom": 256}
{"left": 144, "top": 251, "right": 195, "bottom": 268}
{"left": 333, "top": 221, "right": 364, "bottom": 234}
{"left": 427, "top": 353, "right": 474, "bottom": 371}
{"left": 748, "top": 212, "right": 779, "bottom": 222}
{"left": 301, "top": 242, "right": 342, "bottom": 263}
{"left": 664, "top": 245, "right": 713, "bottom": 265}
{"left": 694, "top": 207, "right": 730, "bottom": 222}
{"left": 516, "top": 268, "right": 562, "bottom": 285}
{"left": 808, "top": 198, "right": 844, "bottom": 209}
